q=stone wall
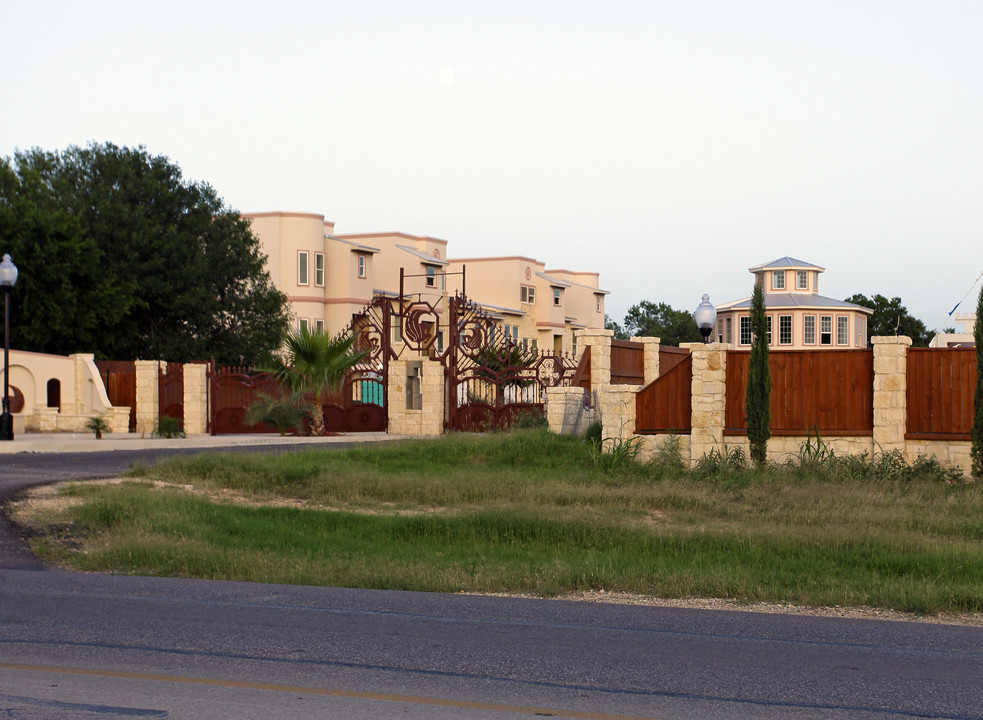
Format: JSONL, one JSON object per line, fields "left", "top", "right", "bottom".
{"left": 549, "top": 332, "right": 975, "bottom": 477}
{"left": 388, "top": 358, "right": 444, "bottom": 435}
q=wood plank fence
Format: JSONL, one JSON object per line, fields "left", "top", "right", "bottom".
{"left": 611, "top": 340, "right": 644, "bottom": 385}
{"left": 907, "top": 348, "right": 978, "bottom": 440}
{"left": 636, "top": 353, "right": 692, "bottom": 434}
{"left": 725, "top": 350, "right": 874, "bottom": 436}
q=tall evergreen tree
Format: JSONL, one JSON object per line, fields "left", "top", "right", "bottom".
{"left": 747, "top": 281, "right": 771, "bottom": 465}
{"left": 972, "top": 286, "right": 983, "bottom": 479}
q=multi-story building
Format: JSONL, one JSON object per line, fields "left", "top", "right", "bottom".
{"left": 245, "top": 211, "right": 607, "bottom": 356}
{"left": 715, "top": 257, "right": 872, "bottom": 349}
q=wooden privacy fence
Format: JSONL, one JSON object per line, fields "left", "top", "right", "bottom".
{"left": 907, "top": 348, "right": 978, "bottom": 440}
{"left": 611, "top": 340, "right": 644, "bottom": 385}
{"left": 96, "top": 360, "right": 137, "bottom": 432}
{"left": 636, "top": 352, "right": 692, "bottom": 434}
{"left": 725, "top": 350, "right": 874, "bottom": 436}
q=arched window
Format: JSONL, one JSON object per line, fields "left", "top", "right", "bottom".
{"left": 47, "top": 378, "right": 61, "bottom": 410}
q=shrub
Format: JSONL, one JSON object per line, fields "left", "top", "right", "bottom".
{"left": 152, "top": 415, "right": 186, "bottom": 439}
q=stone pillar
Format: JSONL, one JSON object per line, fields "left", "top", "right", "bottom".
{"left": 872, "top": 336, "right": 911, "bottom": 455}
{"left": 69, "top": 353, "right": 97, "bottom": 416}
{"left": 545, "top": 386, "right": 594, "bottom": 436}
{"left": 183, "top": 363, "right": 209, "bottom": 435}
{"left": 631, "top": 336, "right": 661, "bottom": 385}
{"left": 683, "top": 342, "right": 727, "bottom": 465}
{"left": 598, "top": 385, "right": 640, "bottom": 443}
{"left": 388, "top": 358, "right": 445, "bottom": 435}
{"left": 578, "top": 329, "right": 613, "bottom": 388}
{"left": 135, "top": 360, "right": 161, "bottom": 435}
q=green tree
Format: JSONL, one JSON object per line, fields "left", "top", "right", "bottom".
{"left": 0, "top": 154, "right": 131, "bottom": 354}
{"left": 0, "top": 143, "right": 290, "bottom": 364}
{"left": 747, "top": 282, "right": 771, "bottom": 466}
{"left": 972, "top": 287, "right": 983, "bottom": 479}
{"left": 604, "top": 314, "right": 626, "bottom": 340}
{"left": 619, "top": 301, "right": 704, "bottom": 346}
{"left": 272, "top": 327, "right": 367, "bottom": 436}
{"left": 845, "top": 293, "right": 930, "bottom": 347}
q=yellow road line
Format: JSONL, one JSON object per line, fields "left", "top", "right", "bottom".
{"left": 0, "top": 662, "right": 661, "bottom": 720}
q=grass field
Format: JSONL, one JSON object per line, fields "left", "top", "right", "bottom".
{"left": 9, "top": 429, "right": 983, "bottom": 616}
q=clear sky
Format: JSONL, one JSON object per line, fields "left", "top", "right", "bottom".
{"left": 2, "top": 1, "right": 981, "bottom": 333}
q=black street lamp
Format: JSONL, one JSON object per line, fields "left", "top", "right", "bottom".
{"left": 1, "top": 253, "right": 18, "bottom": 441}
{"left": 695, "top": 293, "right": 717, "bottom": 344}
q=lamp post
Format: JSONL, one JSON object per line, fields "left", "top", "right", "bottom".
{"left": 0, "top": 253, "right": 18, "bottom": 441}
{"left": 695, "top": 293, "right": 717, "bottom": 344}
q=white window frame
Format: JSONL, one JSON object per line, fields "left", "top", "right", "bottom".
{"left": 553, "top": 288, "right": 562, "bottom": 306}
{"left": 358, "top": 254, "right": 366, "bottom": 279}
{"left": 739, "top": 316, "right": 752, "bottom": 346}
{"left": 773, "top": 270, "right": 786, "bottom": 290}
{"left": 299, "top": 318, "right": 310, "bottom": 333}
{"left": 779, "top": 315, "right": 792, "bottom": 345}
{"left": 595, "top": 295, "right": 602, "bottom": 312}
{"left": 314, "top": 319, "right": 325, "bottom": 334}
{"left": 820, "top": 315, "right": 833, "bottom": 345}
{"left": 766, "top": 315, "right": 773, "bottom": 345}
{"left": 297, "top": 251, "right": 309, "bottom": 286}
{"left": 804, "top": 315, "right": 816, "bottom": 345}
{"left": 315, "top": 252, "right": 325, "bottom": 287}
{"left": 425, "top": 266, "right": 437, "bottom": 288}
{"left": 797, "top": 270, "right": 808, "bottom": 290}
{"left": 521, "top": 286, "right": 536, "bottom": 304}
{"left": 837, "top": 316, "right": 849, "bottom": 345}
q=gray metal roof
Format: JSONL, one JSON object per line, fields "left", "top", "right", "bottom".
{"left": 396, "top": 244, "right": 449, "bottom": 266}
{"left": 327, "top": 235, "right": 381, "bottom": 253}
{"left": 720, "top": 293, "right": 871, "bottom": 313}
{"left": 535, "top": 271, "right": 572, "bottom": 288}
{"left": 748, "top": 257, "right": 825, "bottom": 273}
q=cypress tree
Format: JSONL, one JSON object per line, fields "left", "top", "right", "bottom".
{"left": 747, "top": 281, "right": 771, "bottom": 466}
{"left": 972, "top": 285, "right": 983, "bottom": 479}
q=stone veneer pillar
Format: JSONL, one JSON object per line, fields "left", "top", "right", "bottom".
{"left": 135, "top": 360, "right": 162, "bottom": 435}
{"left": 545, "top": 386, "right": 594, "bottom": 436}
{"left": 183, "top": 363, "right": 209, "bottom": 435}
{"left": 577, "top": 329, "right": 613, "bottom": 388}
{"left": 682, "top": 342, "right": 727, "bottom": 465}
{"left": 388, "top": 358, "right": 445, "bottom": 435}
{"left": 598, "top": 386, "right": 640, "bottom": 443}
{"left": 631, "top": 336, "right": 661, "bottom": 385}
{"left": 872, "top": 336, "right": 911, "bottom": 456}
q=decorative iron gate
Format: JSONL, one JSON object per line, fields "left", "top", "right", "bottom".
{"left": 442, "top": 294, "right": 578, "bottom": 431}
{"left": 158, "top": 363, "right": 184, "bottom": 422}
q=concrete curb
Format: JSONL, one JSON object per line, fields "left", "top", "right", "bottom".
{"left": 0, "top": 432, "right": 405, "bottom": 455}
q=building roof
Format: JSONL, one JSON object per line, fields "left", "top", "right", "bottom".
{"left": 535, "top": 271, "right": 571, "bottom": 288}
{"left": 327, "top": 235, "right": 381, "bottom": 254}
{"left": 748, "top": 257, "right": 825, "bottom": 273}
{"left": 397, "top": 244, "right": 449, "bottom": 266}
{"left": 718, "top": 293, "right": 872, "bottom": 313}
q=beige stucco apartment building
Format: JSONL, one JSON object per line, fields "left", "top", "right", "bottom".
{"left": 715, "top": 257, "right": 872, "bottom": 349}
{"left": 245, "top": 211, "right": 607, "bottom": 355}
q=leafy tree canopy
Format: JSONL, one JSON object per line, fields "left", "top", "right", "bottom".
{"left": 844, "top": 293, "right": 930, "bottom": 347}
{"left": 612, "top": 301, "right": 704, "bottom": 346}
{"left": 0, "top": 142, "right": 290, "bottom": 364}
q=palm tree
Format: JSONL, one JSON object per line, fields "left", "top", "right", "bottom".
{"left": 274, "top": 327, "right": 368, "bottom": 436}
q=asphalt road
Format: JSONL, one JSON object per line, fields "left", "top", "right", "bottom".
{"left": 2, "top": 444, "right": 983, "bottom": 719}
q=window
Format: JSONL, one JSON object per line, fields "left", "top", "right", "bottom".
{"left": 315, "top": 253, "right": 324, "bottom": 287}
{"left": 773, "top": 270, "right": 785, "bottom": 290}
{"left": 299, "top": 318, "right": 310, "bottom": 333}
{"left": 595, "top": 295, "right": 602, "bottom": 312}
{"left": 315, "top": 319, "right": 325, "bottom": 334}
{"left": 779, "top": 315, "right": 792, "bottom": 345}
{"left": 797, "top": 270, "right": 808, "bottom": 290}
{"left": 358, "top": 254, "right": 366, "bottom": 278}
{"left": 767, "top": 316, "right": 773, "bottom": 344}
{"left": 857, "top": 317, "right": 866, "bottom": 348}
{"left": 426, "top": 266, "right": 436, "bottom": 288}
{"left": 572, "top": 333, "right": 578, "bottom": 358}
{"left": 392, "top": 322, "right": 403, "bottom": 344}
{"left": 553, "top": 288, "right": 562, "bottom": 306}
{"left": 739, "top": 316, "right": 752, "bottom": 345}
{"left": 837, "top": 316, "right": 849, "bottom": 345}
{"left": 508, "top": 325, "right": 519, "bottom": 343}
{"left": 725, "top": 317, "right": 732, "bottom": 344}
{"left": 820, "top": 315, "right": 833, "bottom": 345}
{"left": 531, "top": 339, "right": 538, "bottom": 352}
{"left": 716, "top": 318, "right": 724, "bottom": 343}
{"left": 804, "top": 315, "right": 816, "bottom": 345}
{"left": 521, "top": 286, "right": 536, "bottom": 304}
{"left": 298, "top": 251, "right": 309, "bottom": 286}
